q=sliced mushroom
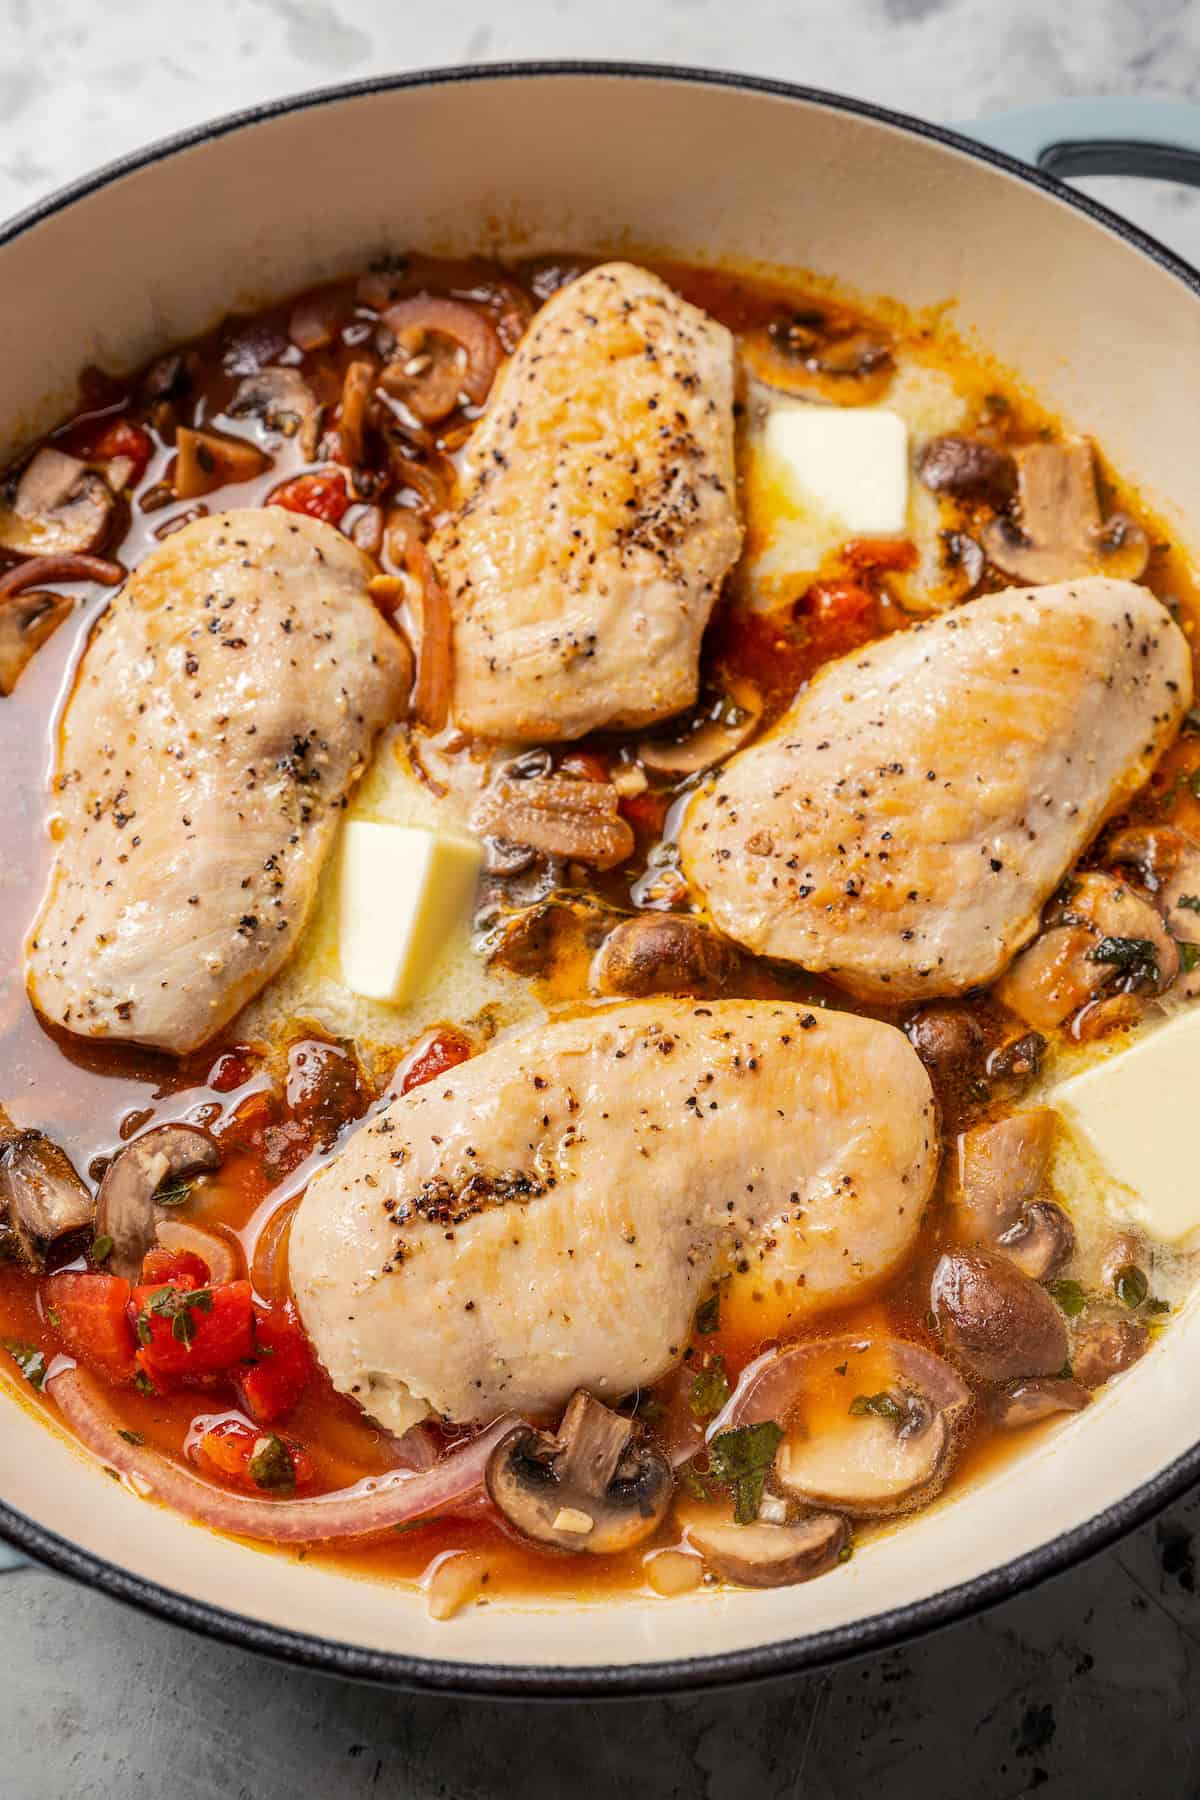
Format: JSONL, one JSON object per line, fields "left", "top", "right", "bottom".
{"left": 952, "top": 1110, "right": 1073, "bottom": 1279}
{"left": 637, "top": 683, "right": 763, "bottom": 778}
{"left": 486, "top": 1389, "right": 673, "bottom": 1554}
{"left": 679, "top": 1503, "right": 847, "bottom": 1589}
{"left": 1073, "top": 1319, "right": 1149, "bottom": 1390}
{"left": 591, "top": 914, "right": 738, "bottom": 997}
{"left": 1106, "top": 825, "right": 1200, "bottom": 997}
{"left": 93, "top": 1122, "right": 222, "bottom": 1279}
{"left": 173, "top": 427, "right": 269, "bottom": 501}
{"left": 916, "top": 436, "right": 1018, "bottom": 508}
{"left": 931, "top": 1249, "right": 1068, "bottom": 1382}
{"left": 472, "top": 775, "right": 634, "bottom": 871}
{"left": 378, "top": 297, "right": 502, "bottom": 424}
{"left": 996, "top": 924, "right": 1111, "bottom": 1030}
{"left": 229, "top": 367, "right": 319, "bottom": 456}
{"left": 0, "top": 589, "right": 72, "bottom": 695}
{"left": 1065, "top": 871, "right": 1180, "bottom": 989}
{"left": 982, "top": 438, "right": 1149, "bottom": 585}
{"left": 336, "top": 360, "right": 377, "bottom": 469}
{"left": 993, "top": 1377, "right": 1090, "bottom": 1430}
{"left": 0, "top": 1105, "right": 93, "bottom": 1267}
{"left": 483, "top": 894, "right": 618, "bottom": 982}
{"left": 0, "top": 448, "right": 114, "bottom": 556}
{"left": 903, "top": 1003, "right": 984, "bottom": 1077}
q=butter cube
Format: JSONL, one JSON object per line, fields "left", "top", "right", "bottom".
{"left": 338, "top": 821, "right": 482, "bottom": 1004}
{"left": 763, "top": 404, "right": 909, "bottom": 536}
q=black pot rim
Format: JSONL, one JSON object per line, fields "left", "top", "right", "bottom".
{"left": 2, "top": 58, "right": 1199, "bottom": 1700}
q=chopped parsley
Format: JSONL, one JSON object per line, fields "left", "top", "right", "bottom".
{"left": 1085, "top": 935, "right": 1160, "bottom": 988}
{"left": 1177, "top": 895, "right": 1200, "bottom": 915}
{"left": 677, "top": 1462, "right": 713, "bottom": 1502}
{"left": 848, "top": 1390, "right": 905, "bottom": 1422}
{"left": 1046, "top": 1278, "right": 1088, "bottom": 1319}
{"left": 1177, "top": 940, "right": 1200, "bottom": 973}
{"left": 2, "top": 1340, "right": 46, "bottom": 1391}
{"left": 136, "top": 1284, "right": 213, "bottom": 1350}
{"left": 688, "top": 1356, "right": 731, "bottom": 1419}
{"left": 91, "top": 1234, "right": 114, "bottom": 1266}
{"left": 1114, "top": 1264, "right": 1149, "bottom": 1309}
{"left": 154, "top": 1177, "right": 192, "bottom": 1208}
{"left": 248, "top": 1433, "right": 295, "bottom": 1492}
{"left": 694, "top": 1289, "right": 721, "bottom": 1336}
{"left": 708, "top": 1421, "right": 784, "bottom": 1525}
{"left": 117, "top": 1429, "right": 145, "bottom": 1447}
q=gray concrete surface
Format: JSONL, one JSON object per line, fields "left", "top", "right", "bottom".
{"left": 4, "top": 1, "right": 1200, "bottom": 1794}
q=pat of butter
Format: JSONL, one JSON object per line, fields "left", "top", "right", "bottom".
{"left": 763, "top": 405, "right": 909, "bottom": 535}
{"left": 1052, "top": 1009, "right": 1200, "bottom": 1244}
{"left": 338, "top": 820, "right": 482, "bottom": 1004}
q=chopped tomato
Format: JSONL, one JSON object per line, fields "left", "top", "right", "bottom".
{"left": 559, "top": 750, "right": 610, "bottom": 783}
{"left": 141, "top": 1247, "right": 210, "bottom": 1288}
{"left": 620, "top": 790, "right": 670, "bottom": 838}
{"left": 237, "top": 1302, "right": 314, "bottom": 1423}
{"left": 398, "top": 1027, "right": 473, "bottom": 1095}
{"left": 208, "top": 1047, "right": 253, "bottom": 1093}
{"left": 132, "top": 1277, "right": 254, "bottom": 1377}
{"left": 72, "top": 416, "right": 154, "bottom": 484}
{"left": 267, "top": 470, "right": 349, "bottom": 526}
{"left": 193, "top": 1418, "right": 314, "bottom": 1492}
{"left": 800, "top": 578, "right": 877, "bottom": 626}
{"left": 841, "top": 536, "right": 917, "bottom": 575}
{"left": 44, "top": 1271, "right": 136, "bottom": 1383}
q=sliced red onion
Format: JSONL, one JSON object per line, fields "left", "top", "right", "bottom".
{"left": 50, "top": 1366, "right": 519, "bottom": 1545}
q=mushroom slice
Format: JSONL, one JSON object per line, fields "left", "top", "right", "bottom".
{"left": 0, "top": 448, "right": 114, "bottom": 557}
{"left": 993, "top": 1377, "right": 1089, "bottom": 1430}
{"left": 94, "top": 1122, "right": 222, "bottom": 1279}
{"left": 680, "top": 1502, "right": 847, "bottom": 1589}
{"left": 485, "top": 1389, "right": 673, "bottom": 1554}
{"left": 472, "top": 775, "right": 634, "bottom": 871}
{"left": 637, "top": 683, "right": 763, "bottom": 778}
{"left": 952, "top": 1111, "right": 1074, "bottom": 1280}
{"left": 229, "top": 366, "right": 318, "bottom": 448}
{"left": 996, "top": 924, "right": 1111, "bottom": 1030}
{"left": 336, "top": 360, "right": 377, "bottom": 470}
{"left": 982, "top": 438, "right": 1149, "bottom": 585}
{"left": 916, "top": 435, "right": 1018, "bottom": 508}
{"left": 931, "top": 1250, "right": 1068, "bottom": 1382}
{"left": 0, "top": 1106, "right": 93, "bottom": 1267}
{"left": 995, "top": 1201, "right": 1075, "bottom": 1282}
{"left": 173, "top": 427, "right": 269, "bottom": 501}
{"left": 378, "top": 297, "right": 502, "bottom": 424}
{"left": 0, "top": 589, "right": 72, "bottom": 695}
{"left": 1073, "top": 1319, "right": 1149, "bottom": 1390}
{"left": 1106, "top": 825, "right": 1200, "bottom": 997}
{"left": 591, "top": 914, "right": 739, "bottom": 998}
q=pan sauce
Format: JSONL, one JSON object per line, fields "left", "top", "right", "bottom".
{"left": 2, "top": 253, "right": 1199, "bottom": 1613}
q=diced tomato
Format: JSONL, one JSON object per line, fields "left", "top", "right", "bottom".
{"left": 267, "top": 470, "right": 349, "bottom": 526}
{"left": 559, "top": 750, "right": 610, "bottom": 783}
{"left": 208, "top": 1047, "right": 253, "bottom": 1093}
{"left": 44, "top": 1271, "right": 136, "bottom": 1383}
{"left": 193, "top": 1418, "right": 314, "bottom": 1492}
{"left": 141, "top": 1247, "right": 210, "bottom": 1288}
{"left": 800, "top": 578, "right": 877, "bottom": 626}
{"left": 841, "top": 536, "right": 917, "bottom": 575}
{"left": 237, "top": 1302, "right": 314, "bottom": 1424}
{"left": 398, "top": 1027, "right": 473, "bottom": 1095}
{"left": 73, "top": 417, "right": 154, "bottom": 484}
{"left": 132, "top": 1277, "right": 254, "bottom": 1377}
{"left": 620, "top": 790, "right": 670, "bottom": 838}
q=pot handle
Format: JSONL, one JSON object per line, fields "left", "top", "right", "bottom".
{"left": 960, "top": 97, "right": 1200, "bottom": 185}
{"left": 0, "top": 1542, "right": 28, "bottom": 1572}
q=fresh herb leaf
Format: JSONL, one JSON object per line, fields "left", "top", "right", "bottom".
{"left": 1177, "top": 940, "right": 1200, "bottom": 973}
{"left": 848, "top": 1390, "right": 905, "bottom": 1422}
{"left": 708, "top": 1421, "right": 785, "bottom": 1525}
{"left": 677, "top": 1463, "right": 713, "bottom": 1502}
{"left": 134, "top": 1369, "right": 155, "bottom": 1395}
{"left": 1114, "top": 1264, "right": 1149, "bottom": 1309}
{"left": 688, "top": 1356, "right": 731, "bottom": 1419}
{"left": 153, "top": 1177, "right": 192, "bottom": 1208}
{"left": 139, "top": 1285, "right": 213, "bottom": 1353}
{"left": 1178, "top": 895, "right": 1200, "bottom": 915}
{"left": 837, "top": 1541, "right": 854, "bottom": 1564}
{"left": 1145, "top": 1296, "right": 1172, "bottom": 1316}
{"left": 247, "top": 1433, "right": 296, "bottom": 1492}
{"left": 833, "top": 1362, "right": 848, "bottom": 1377}
{"left": 694, "top": 1290, "right": 720, "bottom": 1336}
{"left": 46, "top": 1307, "right": 60, "bottom": 1330}
{"left": 1046, "top": 1278, "right": 1088, "bottom": 1319}
{"left": 2, "top": 1340, "right": 46, "bottom": 1391}
{"left": 117, "top": 1429, "right": 145, "bottom": 1446}
{"left": 1085, "top": 936, "right": 1159, "bottom": 987}
{"left": 91, "top": 1234, "right": 113, "bottom": 1265}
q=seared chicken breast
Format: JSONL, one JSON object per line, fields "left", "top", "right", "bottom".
{"left": 680, "top": 577, "right": 1190, "bottom": 1001}
{"left": 432, "top": 262, "right": 741, "bottom": 742}
{"left": 291, "top": 1001, "right": 935, "bottom": 1432}
{"left": 26, "top": 510, "right": 410, "bottom": 1054}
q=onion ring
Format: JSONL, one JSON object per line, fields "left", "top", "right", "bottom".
{"left": 379, "top": 298, "right": 501, "bottom": 423}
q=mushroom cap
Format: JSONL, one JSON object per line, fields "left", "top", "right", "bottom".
{"left": 993, "top": 1377, "right": 1090, "bottom": 1430}
{"left": 94, "top": 1122, "right": 222, "bottom": 1280}
{"left": 636, "top": 681, "right": 763, "bottom": 777}
{"left": 679, "top": 1502, "right": 847, "bottom": 1589}
{"left": 725, "top": 1335, "right": 970, "bottom": 1519}
{"left": 591, "top": 913, "right": 739, "bottom": 998}
{"left": 486, "top": 1390, "right": 673, "bottom": 1554}
{"left": 0, "top": 1112, "right": 93, "bottom": 1266}
{"left": 932, "top": 1249, "right": 1068, "bottom": 1382}
{"left": 995, "top": 1200, "right": 1075, "bottom": 1282}
{"left": 0, "top": 448, "right": 113, "bottom": 557}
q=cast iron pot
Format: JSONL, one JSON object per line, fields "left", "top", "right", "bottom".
{"left": 2, "top": 64, "right": 1200, "bottom": 1697}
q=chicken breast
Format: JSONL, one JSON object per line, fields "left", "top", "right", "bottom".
{"left": 291, "top": 1001, "right": 935, "bottom": 1432}
{"left": 680, "top": 577, "right": 1190, "bottom": 1001}
{"left": 26, "top": 509, "right": 410, "bottom": 1053}
{"left": 432, "top": 262, "right": 741, "bottom": 742}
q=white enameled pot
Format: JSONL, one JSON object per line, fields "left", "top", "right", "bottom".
{"left": 3, "top": 65, "right": 1200, "bottom": 1696}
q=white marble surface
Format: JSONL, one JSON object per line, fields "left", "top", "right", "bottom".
{"left": 5, "top": 2, "right": 1200, "bottom": 1795}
